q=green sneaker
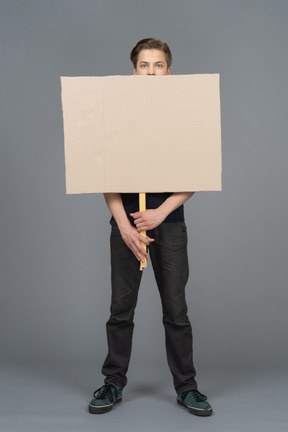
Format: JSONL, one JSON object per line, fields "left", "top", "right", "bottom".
{"left": 177, "top": 390, "right": 212, "bottom": 416}
{"left": 89, "top": 382, "right": 122, "bottom": 414}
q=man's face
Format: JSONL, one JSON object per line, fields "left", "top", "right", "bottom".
{"left": 133, "top": 49, "right": 171, "bottom": 75}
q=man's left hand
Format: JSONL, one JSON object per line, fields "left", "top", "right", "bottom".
{"left": 130, "top": 209, "right": 166, "bottom": 232}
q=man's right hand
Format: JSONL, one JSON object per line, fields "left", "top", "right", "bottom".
{"left": 120, "top": 224, "right": 154, "bottom": 263}
{"left": 103, "top": 193, "right": 154, "bottom": 262}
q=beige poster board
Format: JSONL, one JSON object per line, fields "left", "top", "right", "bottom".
{"left": 60, "top": 74, "right": 222, "bottom": 194}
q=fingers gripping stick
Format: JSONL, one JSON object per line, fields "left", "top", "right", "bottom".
{"left": 139, "top": 193, "right": 147, "bottom": 270}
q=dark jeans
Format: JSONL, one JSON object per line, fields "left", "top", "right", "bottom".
{"left": 101, "top": 220, "right": 198, "bottom": 394}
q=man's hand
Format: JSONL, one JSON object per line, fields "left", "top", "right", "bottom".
{"left": 120, "top": 223, "right": 154, "bottom": 263}
{"left": 130, "top": 208, "right": 166, "bottom": 232}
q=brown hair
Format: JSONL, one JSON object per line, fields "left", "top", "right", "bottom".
{"left": 130, "top": 38, "right": 172, "bottom": 69}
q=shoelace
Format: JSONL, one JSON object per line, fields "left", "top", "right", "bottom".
{"left": 182, "top": 390, "right": 207, "bottom": 402}
{"left": 93, "top": 383, "right": 116, "bottom": 403}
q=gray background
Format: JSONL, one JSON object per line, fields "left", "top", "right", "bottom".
{"left": 0, "top": 0, "right": 287, "bottom": 431}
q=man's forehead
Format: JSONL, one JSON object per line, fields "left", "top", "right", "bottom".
{"left": 137, "top": 49, "right": 167, "bottom": 63}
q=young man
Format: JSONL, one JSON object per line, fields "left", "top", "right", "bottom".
{"left": 89, "top": 38, "right": 212, "bottom": 417}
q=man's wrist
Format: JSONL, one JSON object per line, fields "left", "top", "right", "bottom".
{"left": 155, "top": 203, "right": 172, "bottom": 222}
{"left": 117, "top": 217, "right": 133, "bottom": 233}
{"left": 157, "top": 206, "right": 169, "bottom": 222}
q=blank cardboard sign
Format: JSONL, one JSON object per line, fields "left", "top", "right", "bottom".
{"left": 60, "top": 74, "right": 222, "bottom": 193}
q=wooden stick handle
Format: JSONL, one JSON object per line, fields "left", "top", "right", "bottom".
{"left": 139, "top": 192, "right": 147, "bottom": 270}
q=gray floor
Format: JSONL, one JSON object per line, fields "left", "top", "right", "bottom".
{"left": 1, "top": 362, "right": 287, "bottom": 432}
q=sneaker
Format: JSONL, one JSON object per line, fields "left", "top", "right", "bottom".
{"left": 177, "top": 390, "right": 212, "bottom": 416}
{"left": 89, "top": 382, "right": 122, "bottom": 414}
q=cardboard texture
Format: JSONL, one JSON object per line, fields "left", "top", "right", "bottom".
{"left": 60, "top": 74, "right": 222, "bottom": 193}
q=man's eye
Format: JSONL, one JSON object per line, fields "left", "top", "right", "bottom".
{"left": 141, "top": 64, "right": 147, "bottom": 68}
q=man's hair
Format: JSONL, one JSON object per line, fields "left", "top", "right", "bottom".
{"left": 130, "top": 38, "right": 172, "bottom": 69}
